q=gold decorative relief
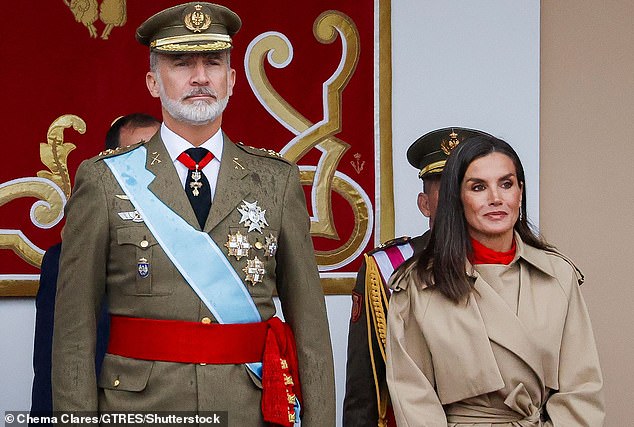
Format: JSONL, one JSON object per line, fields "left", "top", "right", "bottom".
{"left": 63, "top": 0, "right": 127, "bottom": 40}
{"left": 0, "top": 114, "right": 85, "bottom": 296}
{"left": 300, "top": 169, "right": 372, "bottom": 269}
{"left": 245, "top": 11, "right": 370, "bottom": 270}
{"left": 38, "top": 114, "right": 84, "bottom": 199}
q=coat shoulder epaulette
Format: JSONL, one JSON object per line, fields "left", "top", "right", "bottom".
{"left": 367, "top": 236, "right": 411, "bottom": 256}
{"left": 95, "top": 141, "right": 145, "bottom": 161}
{"left": 235, "top": 142, "right": 293, "bottom": 165}
{"left": 544, "top": 249, "right": 585, "bottom": 286}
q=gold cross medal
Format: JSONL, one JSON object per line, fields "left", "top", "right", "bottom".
{"left": 264, "top": 233, "right": 278, "bottom": 257}
{"left": 224, "top": 231, "right": 251, "bottom": 260}
{"left": 237, "top": 200, "right": 268, "bottom": 233}
{"left": 243, "top": 256, "right": 266, "bottom": 285}
{"left": 189, "top": 167, "right": 203, "bottom": 196}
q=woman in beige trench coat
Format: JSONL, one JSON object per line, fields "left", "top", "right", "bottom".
{"left": 386, "top": 135, "right": 604, "bottom": 426}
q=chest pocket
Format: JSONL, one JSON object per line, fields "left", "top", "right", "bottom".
{"left": 115, "top": 226, "right": 175, "bottom": 296}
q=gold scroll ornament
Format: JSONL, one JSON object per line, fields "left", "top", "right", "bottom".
{"left": 246, "top": 11, "right": 372, "bottom": 292}
{"left": 0, "top": 115, "right": 84, "bottom": 296}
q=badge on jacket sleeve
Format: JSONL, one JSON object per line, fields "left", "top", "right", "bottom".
{"left": 137, "top": 258, "right": 150, "bottom": 278}
{"left": 243, "top": 257, "right": 266, "bottom": 285}
{"left": 238, "top": 200, "right": 268, "bottom": 233}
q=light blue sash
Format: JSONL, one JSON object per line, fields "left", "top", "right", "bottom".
{"left": 104, "top": 146, "right": 263, "bottom": 377}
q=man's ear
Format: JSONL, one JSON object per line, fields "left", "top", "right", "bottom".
{"left": 417, "top": 192, "right": 431, "bottom": 218}
{"left": 146, "top": 72, "right": 160, "bottom": 98}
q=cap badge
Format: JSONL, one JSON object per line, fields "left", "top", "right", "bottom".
{"left": 224, "top": 230, "right": 251, "bottom": 260}
{"left": 184, "top": 4, "right": 212, "bottom": 33}
{"left": 238, "top": 200, "right": 268, "bottom": 233}
{"left": 441, "top": 130, "right": 461, "bottom": 155}
{"left": 243, "top": 256, "right": 266, "bottom": 285}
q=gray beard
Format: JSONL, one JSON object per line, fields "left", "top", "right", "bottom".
{"left": 157, "top": 80, "right": 229, "bottom": 126}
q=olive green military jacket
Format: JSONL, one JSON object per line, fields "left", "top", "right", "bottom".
{"left": 52, "top": 133, "right": 335, "bottom": 426}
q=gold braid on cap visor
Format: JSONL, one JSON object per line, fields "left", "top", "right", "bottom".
{"left": 151, "top": 34, "right": 232, "bottom": 51}
{"left": 418, "top": 160, "right": 446, "bottom": 178}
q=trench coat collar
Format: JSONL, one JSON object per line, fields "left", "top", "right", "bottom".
{"left": 466, "top": 232, "right": 555, "bottom": 279}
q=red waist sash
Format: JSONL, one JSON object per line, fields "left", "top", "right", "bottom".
{"left": 107, "top": 315, "right": 301, "bottom": 426}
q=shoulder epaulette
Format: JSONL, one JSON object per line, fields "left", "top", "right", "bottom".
{"left": 365, "top": 236, "right": 415, "bottom": 285}
{"left": 368, "top": 236, "right": 411, "bottom": 255}
{"left": 544, "top": 249, "right": 585, "bottom": 286}
{"left": 96, "top": 141, "right": 145, "bottom": 159}
{"left": 235, "top": 142, "right": 292, "bottom": 164}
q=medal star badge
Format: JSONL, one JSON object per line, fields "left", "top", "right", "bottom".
{"left": 243, "top": 256, "right": 266, "bottom": 285}
{"left": 137, "top": 258, "right": 150, "bottom": 278}
{"left": 264, "top": 233, "right": 278, "bottom": 257}
{"left": 224, "top": 231, "right": 252, "bottom": 260}
{"left": 237, "top": 200, "right": 269, "bottom": 233}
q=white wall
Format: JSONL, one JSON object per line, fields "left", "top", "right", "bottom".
{"left": 392, "top": 0, "right": 540, "bottom": 238}
{"left": 0, "top": 2, "right": 539, "bottom": 425}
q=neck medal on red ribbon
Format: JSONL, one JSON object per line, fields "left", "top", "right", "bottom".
{"left": 177, "top": 150, "right": 214, "bottom": 197}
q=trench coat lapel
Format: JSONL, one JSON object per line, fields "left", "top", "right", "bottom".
{"left": 473, "top": 270, "right": 546, "bottom": 390}
{"left": 144, "top": 135, "right": 200, "bottom": 229}
{"left": 204, "top": 136, "right": 250, "bottom": 233}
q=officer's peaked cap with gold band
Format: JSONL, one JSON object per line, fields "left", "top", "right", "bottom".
{"left": 136, "top": 2, "right": 241, "bottom": 53}
{"left": 407, "top": 127, "right": 493, "bottom": 179}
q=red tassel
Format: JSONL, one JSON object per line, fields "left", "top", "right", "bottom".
{"left": 261, "top": 318, "right": 301, "bottom": 426}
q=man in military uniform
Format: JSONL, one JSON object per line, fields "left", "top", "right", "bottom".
{"left": 52, "top": 3, "right": 335, "bottom": 426}
{"left": 343, "top": 127, "right": 490, "bottom": 426}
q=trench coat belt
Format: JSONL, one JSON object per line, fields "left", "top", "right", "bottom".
{"left": 445, "top": 383, "right": 542, "bottom": 425}
{"left": 107, "top": 315, "right": 302, "bottom": 426}
{"left": 446, "top": 405, "right": 541, "bottom": 425}
{"left": 445, "top": 383, "right": 542, "bottom": 427}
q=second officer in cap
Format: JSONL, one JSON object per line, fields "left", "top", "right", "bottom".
{"left": 52, "top": 3, "right": 335, "bottom": 426}
{"left": 343, "top": 127, "right": 490, "bottom": 427}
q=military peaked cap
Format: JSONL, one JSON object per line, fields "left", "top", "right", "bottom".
{"left": 136, "top": 2, "right": 242, "bottom": 53}
{"left": 407, "top": 127, "right": 492, "bottom": 179}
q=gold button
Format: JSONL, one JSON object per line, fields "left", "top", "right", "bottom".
{"left": 201, "top": 317, "right": 212, "bottom": 324}
{"left": 140, "top": 240, "right": 149, "bottom": 248}
{"left": 113, "top": 379, "right": 120, "bottom": 387}
{"left": 254, "top": 241, "right": 264, "bottom": 250}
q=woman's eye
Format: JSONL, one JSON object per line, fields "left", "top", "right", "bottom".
{"left": 501, "top": 180, "right": 513, "bottom": 189}
{"left": 472, "top": 184, "right": 485, "bottom": 191}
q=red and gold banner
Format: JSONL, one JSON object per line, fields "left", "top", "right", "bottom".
{"left": 0, "top": 0, "right": 393, "bottom": 296}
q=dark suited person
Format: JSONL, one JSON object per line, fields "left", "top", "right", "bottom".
{"left": 51, "top": 3, "right": 334, "bottom": 426}
{"left": 30, "top": 113, "right": 160, "bottom": 422}
{"left": 343, "top": 127, "right": 490, "bottom": 426}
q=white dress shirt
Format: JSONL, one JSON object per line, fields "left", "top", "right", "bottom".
{"left": 160, "top": 123, "right": 223, "bottom": 201}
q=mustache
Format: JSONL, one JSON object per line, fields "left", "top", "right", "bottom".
{"left": 182, "top": 88, "right": 217, "bottom": 100}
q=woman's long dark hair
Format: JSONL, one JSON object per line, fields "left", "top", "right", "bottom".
{"left": 411, "top": 135, "right": 552, "bottom": 303}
